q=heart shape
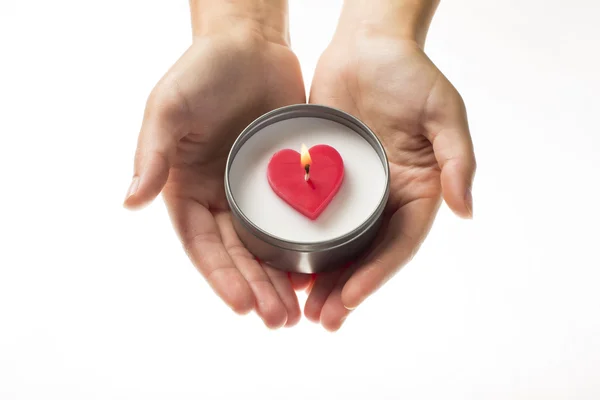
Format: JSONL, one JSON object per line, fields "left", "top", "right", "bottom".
{"left": 267, "top": 144, "right": 344, "bottom": 220}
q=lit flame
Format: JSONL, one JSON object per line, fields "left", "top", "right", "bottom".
{"left": 300, "top": 144, "right": 312, "bottom": 167}
{"left": 301, "top": 144, "right": 312, "bottom": 182}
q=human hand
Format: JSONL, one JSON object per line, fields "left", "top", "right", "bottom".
{"left": 123, "top": 5, "right": 310, "bottom": 328}
{"left": 305, "top": 2, "right": 476, "bottom": 330}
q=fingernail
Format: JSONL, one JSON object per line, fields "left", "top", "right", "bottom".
{"left": 465, "top": 187, "right": 473, "bottom": 219}
{"left": 124, "top": 176, "right": 140, "bottom": 202}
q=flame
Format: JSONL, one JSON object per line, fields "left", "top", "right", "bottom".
{"left": 300, "top": 144, "right": 312, "bottom": 167}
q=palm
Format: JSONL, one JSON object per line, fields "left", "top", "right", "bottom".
{"left": 133, "top": 35, "right": 308, "bottom": 328}
{"left": 306, "top": 36, "right": 474, "bottom": 330}
{"left": 162, "top": 36, "right": 305, "bottom": 210}
{"left": 312, "top": 38, "right": 447, "bottom": 209}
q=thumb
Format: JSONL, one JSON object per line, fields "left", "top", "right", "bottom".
{"left": 123, "top": 85, "right": 188, "bottom": 209}
{"left": 425, "top": 82, "right": 476, "bottom": 219}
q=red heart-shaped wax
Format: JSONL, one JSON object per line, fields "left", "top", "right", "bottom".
{"left": 267, "top": 144, "right": 344, "bottom": 220}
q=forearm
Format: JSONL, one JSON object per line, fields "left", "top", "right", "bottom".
{"left": 189, "top": 0, "right": 289, "bottom": 45}
{"left": 336, "top": 0, "right": 440, "bottom": 47}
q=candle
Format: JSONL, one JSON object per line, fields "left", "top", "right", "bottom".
{"left": 267, "top": 143, "right": 345, "bottom": 220}
{"left": 226, "top": 105, "right": 390, "bottom": 273}
{"left": 301, "top": 143, "right": 312, "bottom": 182}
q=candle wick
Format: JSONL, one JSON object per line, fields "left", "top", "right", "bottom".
{"left": 304, "top": 164, "right": 310, "bottom": 182}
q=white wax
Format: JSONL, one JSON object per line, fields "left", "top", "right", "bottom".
{"left": 229, "top": 117, "right": 386, "bottom": 243}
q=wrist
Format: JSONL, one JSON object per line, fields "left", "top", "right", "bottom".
{"left": 335, "top": 0, "right": 439, "bottom": 48}
{"left": 190, "top": 0, "right": 289, "bottom": 46}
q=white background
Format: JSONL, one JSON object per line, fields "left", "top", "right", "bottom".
{"left": 1, "top": 0, "right": 599, "bottom": 399}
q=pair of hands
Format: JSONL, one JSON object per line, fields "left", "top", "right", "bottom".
{"left": 124, "top": 26, "right": 475, "bottom": 331}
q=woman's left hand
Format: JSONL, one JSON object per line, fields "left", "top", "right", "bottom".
{"left": 306, "top": 31, "right": 476, "bottom": 331}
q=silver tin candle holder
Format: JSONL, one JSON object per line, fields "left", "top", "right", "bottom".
{"left": 224, "top": 104, "right": 390, "bottom": 274}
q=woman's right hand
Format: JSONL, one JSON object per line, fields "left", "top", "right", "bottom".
{"left": 123, "top": 21, "right": 310, "bottom": 328}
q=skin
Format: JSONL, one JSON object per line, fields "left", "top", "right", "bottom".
{"left": 305, "top": 0, "right": 476, "bottom": 331}
{"left": 124, "top": 0, "right": 476, "bottom": 331}
{"left": 124, "top": 2, "right": 312, "bottom": 328}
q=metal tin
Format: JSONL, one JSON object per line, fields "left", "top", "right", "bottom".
{"left": 224, "top": 104, "right": 390, "bottom": 274}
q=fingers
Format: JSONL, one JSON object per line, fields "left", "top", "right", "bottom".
{"left": 305, "top": 274, "right": 317, "bottom": 294}
{"left": 424, "top": 79, "right": 476, "bottom": 219}
{"left": 215, "top": 213, "right": 291, "bottom": 329}
{"left": 318, "top": 267, "right": 355, "bottom": 332}
{"left": 320, "top": 287, "right": 352, "bottom": 332}
{"left": 166, "top": 198, "right": 255, "bottom": 315}
{"left": 341, "top": 198, "right": 439, "bottom": 310}
{"left": 124, "top": 83, "right": 189, "bottom": 209}
{"left": 432, "top": 127, "right": 476, "bottom": 219}
{"left": 304, "top": 269, "right": 343, "bottom": 323}
{"left": 304, "top": 266, "right": 356, "bottom": 331}
{"left": 288, "top": 272, "right": 313, "bottom": 291}
{"left": 264, "top": 267, "right": 302, "bottom": 327}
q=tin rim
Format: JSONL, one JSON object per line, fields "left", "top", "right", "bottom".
{"left": 224, "top": 104, "right": 390, "bottom": 253}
